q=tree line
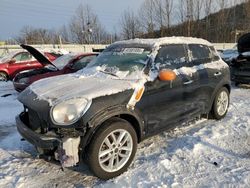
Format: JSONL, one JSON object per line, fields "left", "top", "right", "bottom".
{"left": 121, "top": 0, "right": 250, "bottom": 42}
{"left": 11, "top": 0, "right": 250, "bottom": 44}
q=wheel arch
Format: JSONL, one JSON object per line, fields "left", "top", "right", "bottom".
{"left": 223, "top": 83, "right": 231, "bottom": 93}
{"left": 81, "top": 107, "right": 145, "bottom": 150}
{"left": 204, "top": 81, "right": 231, "bottom": 117}
{"left": 0, "top": 70, "right": 9, "bottom": 80}
{"left": 207, "top": 83, "right": 230, "bottom": 117}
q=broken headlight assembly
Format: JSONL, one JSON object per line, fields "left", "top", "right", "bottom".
{"left": 50, "top": 98, "right": 92, "bottom": 125}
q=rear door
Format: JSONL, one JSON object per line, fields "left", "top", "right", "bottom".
{"left": 188, "top": 44, "right": 219, "bottom": 113}
{"left": 137, "top": 44, "right": 197, "bottom": 135}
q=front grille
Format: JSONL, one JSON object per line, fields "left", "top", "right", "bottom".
{"left": 27, "top": 108, "right": 49, "bottom": 133}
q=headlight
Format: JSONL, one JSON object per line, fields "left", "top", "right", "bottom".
{"left": 51, "top": 98, "right": 91, "bottom": 125}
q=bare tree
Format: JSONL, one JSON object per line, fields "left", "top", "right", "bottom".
{"left": 154, "top": 0, "right": 173, "bottom": 29}
{"left": 164, "top": 0, "right": 174, "bottom": 28}
{"left": 69, "top": 3, "right": 108, "bottom": 44}
{"left": 120, "top": 9, "right": 141, "bottom": 39}
{"left": 58, "top": 25, "right": 70, "bottom": 44}
{"left": 194, "top": 0, "right": 203, "bottom": 20}
{"left": 177, "top": 0, "right": 186, "bottom": 24}
{"left": 15, "top": 26, "right": 56, "bottom": 44}
{"left": 153, "top": 0, "right": 164, "bottom": 29}
{"left": 139, "top": 0, "right": 156, "bottom": 36}
{"left": 216, "top": 0, "right": 231, "bottom": 42}
{"left": 204, "top": 0, "right": 212, "bottom": 39}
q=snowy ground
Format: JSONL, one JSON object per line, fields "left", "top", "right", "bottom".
{"left": 1, "top": 81, "right": 250, "bottom": 188}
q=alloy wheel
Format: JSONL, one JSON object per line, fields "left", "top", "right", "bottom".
{"left": 98, "top": 129, "right": 133, "bottom": 173}
{"left": 216, "top": 90, "right": 229, "bottom": 116}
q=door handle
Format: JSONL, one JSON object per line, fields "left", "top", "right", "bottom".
{"left": 214, "top": 72, "right": 222, "bottom": 76}
{"left": 184, "top": 80, "right": 193, "bottom": 85}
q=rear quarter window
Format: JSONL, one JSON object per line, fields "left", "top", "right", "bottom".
{"left": 209, "top": 46, "right": 220, "bottom": 61}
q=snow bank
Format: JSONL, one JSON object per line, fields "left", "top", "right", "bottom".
{"left": 1, "top": 82, "right": 250, "bottom": 187}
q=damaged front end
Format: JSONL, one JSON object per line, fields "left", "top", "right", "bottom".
{"left": 231, "top": 33, "right": 250, "bottom": 83}
{"left": 16, "top": 108, "right": 84, "bottom": 168}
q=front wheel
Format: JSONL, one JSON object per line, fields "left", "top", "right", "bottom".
{"left": 211, "top": 87, "right": 230, "bottom": 120}
{"left": 87, "top": 118, "right": 137, "bottom": 180}
{"left": 0, "top": 72, "right": 8, "bottom": 81}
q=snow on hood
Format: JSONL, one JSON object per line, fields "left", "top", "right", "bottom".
{"left": 28, "top": 66, "right": 147, "bottom": 106}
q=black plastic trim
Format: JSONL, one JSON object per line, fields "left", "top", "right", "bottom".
{"left": 16, "top": 113, "right": 61, "bottom": 150}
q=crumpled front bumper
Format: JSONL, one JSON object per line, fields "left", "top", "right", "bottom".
{"left": 16, "top": 113, "right": 61, "bottom": 150}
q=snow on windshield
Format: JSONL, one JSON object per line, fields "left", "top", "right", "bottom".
{"left": 52, "top": 54, "right": 76, "bottom": 70}
{"left": 86, "top": 46, "right": 151, "bottom": 78}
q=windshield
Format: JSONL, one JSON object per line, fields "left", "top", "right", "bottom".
{"left": 0, "top": 51, "right": 19, "bottom": 63}
{"left": 51, "top": 53, "right": 76, "bottom": 70}
{"left": 87, "top": 45, "right": 151, "bottom": 77}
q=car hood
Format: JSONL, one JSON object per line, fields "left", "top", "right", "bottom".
{"left": 238, "top": 33, "right": 250, "bottom": 54}
{"left": 20, "top": 44, "right": 58, "bottom": 69}
{"left": 20, "top": 70, "right": 146, "bottom": 106}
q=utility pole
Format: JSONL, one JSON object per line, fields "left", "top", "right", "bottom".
{"left": 187, "top": 14, "right": 191, "bottom": 37}
{"left": 59, "top": 35, "right": 63, "bottom": 48}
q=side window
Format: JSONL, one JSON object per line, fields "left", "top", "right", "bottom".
{"left": 72, "top": 55, "right": 96, "bottom": 70}
{"left": 13, "top": 53, "right": 23, "bottom": 61}
{"left": 13, "top": 52, "right": 32, "bottom": 62}
{"left": 188, "top": 44, "right": 212, "bottom": 64}
{"left": 155, "top": 44, "right": 187, "bottom": 69}
{"left": 20, "top": 52, "right": 32, "bottom": 61}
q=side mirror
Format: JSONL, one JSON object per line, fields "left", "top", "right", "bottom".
{"left": 158, "top": 69, "right": 176, "bottom": 81}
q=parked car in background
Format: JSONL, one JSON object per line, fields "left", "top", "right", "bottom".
{"left": 221, "top": 45, "right": 238, "bottom": 64}
{"left": 0, "top": 49, "right": 60, "bottom": 81}
{"left": 16, "top": 37, "right": 230, "bottom": 180}
{"left": 13, "top": 44, "right": 98, "bottom": 92}
{"left": 231, "top": 33, "right": 250, "bottom": 85}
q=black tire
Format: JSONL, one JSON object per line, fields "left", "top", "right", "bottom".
{"left": 0, "top": 72, "right": 8, "bottom": 82}
{"left": 87, "top": 117, "right": 137, "bottom": 180}
{"left": 211, "top": 87, "right": 230, "bottom": 120}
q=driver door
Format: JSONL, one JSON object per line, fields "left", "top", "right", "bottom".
{"left": 136, "top": 44, "right": 197, "bottom": 135}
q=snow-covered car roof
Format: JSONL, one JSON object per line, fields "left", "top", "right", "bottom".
{"left": 112, "top": 37, "right": 213, "bottom": 48}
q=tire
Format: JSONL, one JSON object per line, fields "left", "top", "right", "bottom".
{"left": 0, "top": 72, "right": 8, "bottom": 82}
{"left": 87, "top": 117, "right": 137, "bottom": 180}
{"left": 211, "top": 87, "right": 229, "bottom": 120}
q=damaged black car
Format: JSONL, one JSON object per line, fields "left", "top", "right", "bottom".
{"left": 16, "top": 37, "right": 231, "bottom": 180}
{"left": 231, "top": 33, "right": 250, "bottom": 85}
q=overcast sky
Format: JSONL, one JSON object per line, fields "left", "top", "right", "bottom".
{"left": 0, "top": 0, "right": 145, "bottom": 40}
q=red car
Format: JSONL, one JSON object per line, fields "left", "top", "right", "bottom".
{"left": 13, "top": 44, "right": 98, "bottom": 92}
{"left": 0, "top": 48, "right": 59, "bottom": 81}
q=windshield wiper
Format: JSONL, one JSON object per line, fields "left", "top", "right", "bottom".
{"left": 99, "top": 70, "right": 120, "bottom": 78}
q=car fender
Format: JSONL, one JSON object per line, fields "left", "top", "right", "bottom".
{"left": 81, "top": 105, "right": 145, "bottom": 149}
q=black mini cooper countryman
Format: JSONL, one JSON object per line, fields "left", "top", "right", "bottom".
{"left": 16, "top": 37, "right": 230, "bottom": 179}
